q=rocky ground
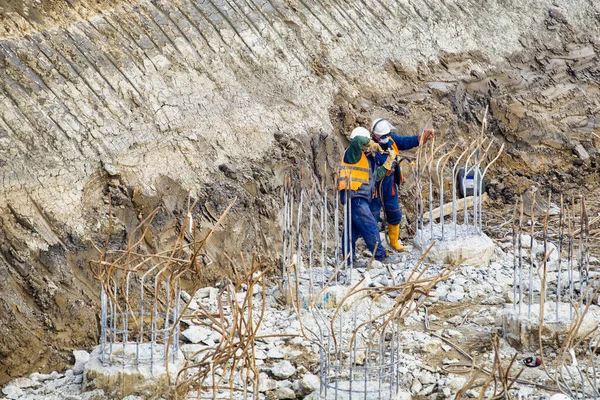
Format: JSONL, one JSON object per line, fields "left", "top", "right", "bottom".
{"left": 3, "top": 221, "right": 600, "bottom": 399}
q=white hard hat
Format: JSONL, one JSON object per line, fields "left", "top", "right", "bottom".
{"left": 350, "top": 127, "right": 370, "bottom": 140}
{"left": 371, "top": 118, "right": 395, "bottom": 137}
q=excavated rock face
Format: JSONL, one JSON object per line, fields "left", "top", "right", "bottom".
{"left": 0, "top": 0, "right": 599, "bottom": 383}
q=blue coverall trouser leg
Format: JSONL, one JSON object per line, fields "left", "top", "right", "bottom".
{"left": 341, "top": 197, "right": 387, "bottom": 263}
{"left": 370, "top": 174, "right": 403, "bottom": 225}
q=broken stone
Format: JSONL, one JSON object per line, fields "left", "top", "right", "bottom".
{"left": 448, "top": 376, "right": 467, "bottom": 390}
{"left": 83, "top": 344, "right": 185, "bottom": 398}
{"left": 258, "top": 373, "right": 277, "bottom": 392}
{"left": 300, "top": 373, "right": 320, "bottom": 394}
{"left": 271, "top": 361, "right": 296, "bottom": 379}
{"left": 182, "top": 326, "right": 211, "bottom": 344}
{"left": 481, "top": 294, "right": 504, "bottom": 305}
{"left": 255, "top": 349, "right": 267, "bottom": 360}
{"left": 275, "top": 387, "right": 296, "bottom": 399}
{"left": 574, "top": 144, "right": 590, "bottom": 162}
{"left": 420, "top": 384, "right": 435, "bottom": 396}
{"left": 73, "top": 350, "right": 90, "bottom": 374}
{"left": 502, "top": 303, "right": 598, "bottom": 351}
{"left": 443, "top": 358, "right": 460, "bottom": 365}
{"left": 267, "top": 347, "right": 285, "bottom": 359}
{"left": 446, "top": 291, "right": 465, "bottom": 302}
{"left": 414, "top": 225, "right": 496, "bottom": 267}
{"left": 1, "top": 385, "right": 23, "bottom": 399}
{"left": 81, "top": 389, "right": 106, "bottom": 400}
{"left": 10, "top": 377, "right": 38, "bottom": 389}
{"left": 410, "top": 378, "right": 422, "bottom": 394}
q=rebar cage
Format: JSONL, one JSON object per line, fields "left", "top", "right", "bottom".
{"left": 311, "top": 295, "right": 403, "bottom": 400}
{"left": 99, "top": 267, "right": 181, "bottom": 369}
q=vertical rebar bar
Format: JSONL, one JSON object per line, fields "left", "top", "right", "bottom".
{"left": 282, "top": 174, "right": 288, "bottom": 279}
{"left": 479, "top": 143, "right": 504, "bottom": 233}
{"left": 557, "top": 194, "right": 564, "bottom": 322}
{"left": 100, "top": 286, "right": 107, "bottom": 363}
{"left": 568, "top": 202, "right": 574, "bottom": 321}
{"left": 512, "top": 200, "right": 518, "bottom": 311}
{"left": 518, "top": 197, "right": 524, "bottom": 317}
{"left": 528, "top": 194, "right": 536, "bottom": 318}
{"left": 334, "top": 174, "right": 340, "bottom": 267}
{"left": 309, "top": 184, "right": 315, "bottom": 297}
{"left": 452, "top": 148, "right": 469, "bottom": 239}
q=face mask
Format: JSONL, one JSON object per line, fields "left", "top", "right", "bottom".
{"left": 379, "top": 137, "right": 390, "bottom": 145}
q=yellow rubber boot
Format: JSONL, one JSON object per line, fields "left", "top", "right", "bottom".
{"left": 388, "top": 224, "right": 408, "bottom": 252}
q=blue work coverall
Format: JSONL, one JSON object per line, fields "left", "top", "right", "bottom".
{"left": 370, "top": 134, "right": 420, "bottom": 225}
{"left": 339, "top": 137, "right": 387, "bottom": 262}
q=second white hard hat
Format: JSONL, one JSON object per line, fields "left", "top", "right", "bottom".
{"left": 350, "top": 127, "right": 371, "bottom": 140}
{"left": 371, "top": 118, "right": 395, "bottom": 137}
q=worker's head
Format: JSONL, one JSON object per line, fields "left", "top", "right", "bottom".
{"left": 371, "top": 118, "right": 394, "bottom": 144}
{"left": 350, "top": 127, "right": 371, "bottom": 151}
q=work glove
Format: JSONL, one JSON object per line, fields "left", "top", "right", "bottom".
{"left": 382, "top": 149, "right": 398, "bottom": 170}
{"left": 418, "top": 129, "right": 435, "bottom": 145}
{"left": 365, "top": 140, "right": 383, "bottom": 154}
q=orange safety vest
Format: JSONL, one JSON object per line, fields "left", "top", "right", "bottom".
{"left": 338, "top": 152, "right": 370, "bottom": 191}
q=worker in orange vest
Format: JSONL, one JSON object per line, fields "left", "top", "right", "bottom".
{"left": 370, "top": 118, "right": 434, "bottom": 251}
{"left": 339, "top": 127, "right": 401, "bottom": 265}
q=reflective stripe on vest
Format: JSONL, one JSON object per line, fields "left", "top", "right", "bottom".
{"left": 390, "top": 138, "right": 399, "bottom": 153}
{"left": 339, "top": 152, "right": 370, "bottom": 191}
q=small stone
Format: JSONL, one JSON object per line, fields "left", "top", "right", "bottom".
{"left": 443, "top": 387, "right": 452, "bottom": 397}
{"left": 2, "top": 385, "right": 23, "bottom": 399}
{"left": 448, "top": 376, "right": 467, "bottom": 390}
{"left": 195, "top": 288, "right": 211, "bottom": 299}
{"left": 410, "top": 378, "right": 422, "bottom": 394}
{"left": 420, "top": 384, "right": 435, "bottom": 396}
{"left": 182, "top": 326, "right": 211, "bottom": 344}
{"left": 419, "top": 371, "right": 436, "bottom": 385}
{"left": 574, "top": 144, "right": 590, "bottom": 162}
{"left": 395, "top": 391, "right": 412, "bottom": 400}
{"left": 300, "top": 373, "right": 320, "bottom": 394}
{"left": 81, "top": 389, "right": 107, "bottom": 400}
{"left": 255, "top": 349, "right": 267, "bottom": 360}
{"left": 446, "top": 291, "right": 465, "bottom": 302}
{"left": 481, "top": 295, "right": 504, "bottom": 305}
{"left": 267, "top": 347, "right": 285, "bottom": 359}
{"left": 73, "top": 350, "right": 90, "bottom": 374}
{"left": 272, "top": 360, "right": 296, "bottom": 379}
{"left": 259, "top": 373, "right": 277, "bottom": 392}
{"left": 441, "top": 344, "right": 452, "bottom": 352}
{"left": 275, "top": 387, "right": 296, "bottom": 399}
{"left": 10, "top": 377, "right": 37, "bottom": 389}
{"left": 180, "top": 291, "right": 192, "bottom": 302}
{"left": 443, "top": 358, "right": 460, "bottom": 365}
{"left": 447, "top": 315, "right": 462, "bottom": 325}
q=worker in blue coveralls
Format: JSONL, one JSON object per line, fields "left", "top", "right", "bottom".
{"left": 370, "top": 118, "right": 435, "bottom": 251}
{"left": 339, "top": 127, "right": 400, "bottom": 265}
